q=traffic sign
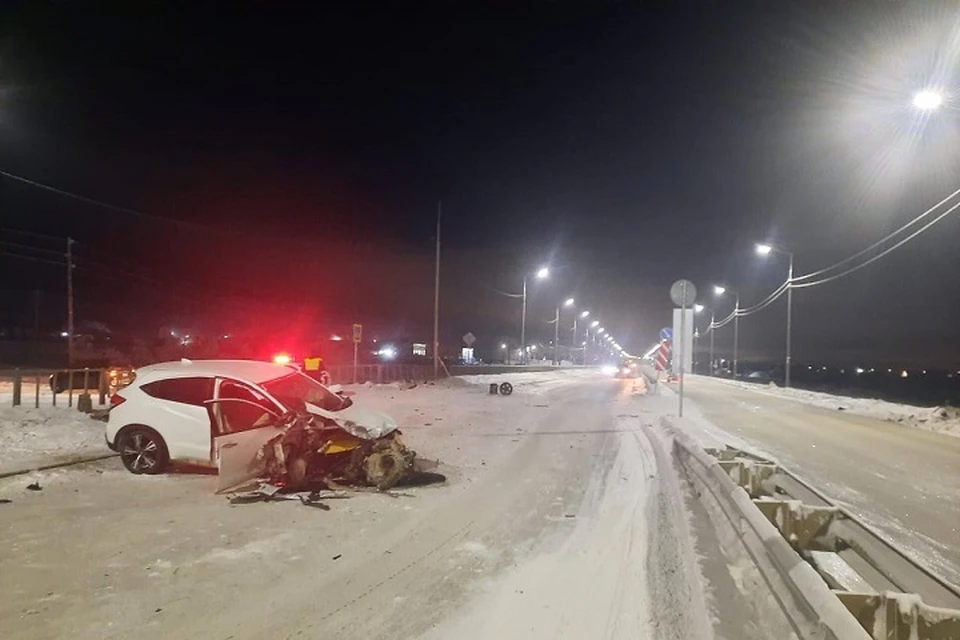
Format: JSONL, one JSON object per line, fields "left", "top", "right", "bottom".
{"left": 655, "top": 341, "right": 671, "bottom": 371}
{"left": 462, "top": 332, "right": 476, "bottom": 347}
{"left": 660, "top": 327, "right": 673, "bottom": 342}
{"left": 670, "top": 279, "right": 697, "bottom": 307}
{"left": 352, "top": 324, "right": 362, "bottom": 344}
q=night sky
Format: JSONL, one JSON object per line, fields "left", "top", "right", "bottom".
{"left": 2, "top": 1, "right": 959, "bottom": 367}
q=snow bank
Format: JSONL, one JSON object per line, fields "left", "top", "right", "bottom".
{"left": 701, "top": 376, "right": 960, "bottom": 438}
{"left": 0, "top": 406, "right": 110, "bottom": 474}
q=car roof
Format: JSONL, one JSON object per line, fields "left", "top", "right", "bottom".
{"left": 134, "top": 360, "right": 296, "bottom": 385}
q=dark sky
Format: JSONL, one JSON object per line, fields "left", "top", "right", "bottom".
{"left": 2, "top": 1, "right": 959, "bottom": 366}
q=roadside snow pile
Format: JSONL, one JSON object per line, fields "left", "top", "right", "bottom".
{"left": 704, "top": 376, "right": 960, "bottom": 438}
{"left": 0, "top": 406, "right": 109, "bottom": 474}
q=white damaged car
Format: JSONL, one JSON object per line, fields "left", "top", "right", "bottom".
{"left": 106, "top": 360, "right": 413, "bottom": 491}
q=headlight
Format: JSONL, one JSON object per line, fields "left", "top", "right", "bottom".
{"left": 600, "top": 365, "right": 618, "bottom": 376}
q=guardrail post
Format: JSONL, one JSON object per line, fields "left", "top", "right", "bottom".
{"left": 68, "top": 370, "right": 75, "bottom": 408}
{"left": 51, "top": 372, "right": 57, "bottom": 407}
{"left": 35, "top": 373, "right": 41, "bottom": 408}
{"left": 13, "top": 369, "right": 22, "bottom": 407}
{"left": 98, "top": 369, "right": 107, "bottom": 405}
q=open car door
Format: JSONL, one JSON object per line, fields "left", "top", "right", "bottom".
{"left": 208, "top": 380, "right": 288, "bottom": 493}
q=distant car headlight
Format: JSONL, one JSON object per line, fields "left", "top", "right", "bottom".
{"left": 601, "top": 365, "right": 618, "bottom": 376}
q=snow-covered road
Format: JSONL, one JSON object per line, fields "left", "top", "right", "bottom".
{"left": 1, "top": 372, "right": 779, "bottom": 639}
{"left": 679, "top": 375, "right": 960, "bottom": 588}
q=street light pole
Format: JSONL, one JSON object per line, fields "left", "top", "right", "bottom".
{"left": 733, "top": 291, "right": 740, "bottom": 378}
{"left": 786, "top": 252, "right": 794, "bottom": 388}
{"left": 554, "top": 305, "right": 560, "bottom": 366}
{"left": 521, "top": 276, "right": 527, "bottom": 365}
{"left": 709, "top": 311, "right": 715, "bottom": 377}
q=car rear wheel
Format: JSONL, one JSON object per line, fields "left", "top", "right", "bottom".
{"left": 118, "top": 427, "right": 169, "bottom": 475}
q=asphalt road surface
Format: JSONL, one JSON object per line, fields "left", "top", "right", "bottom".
{"left": 1, "top": 376, "right": 782, "bottom": 640}
{"left": 683, "top": 375, "right": 960, "bottom": 588}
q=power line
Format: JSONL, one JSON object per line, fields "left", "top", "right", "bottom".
{"left": 0, "top": 240, "right": 66, "bottom": 258}
{"left": 793, "top": 185, "right": 960, "bottom": 283}
{"left": 792, "top": 198, "right": 960, "bottom": 289}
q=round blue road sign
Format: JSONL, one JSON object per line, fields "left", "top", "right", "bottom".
{"left": 660, "top": 327, "right": 673, "bottom": 341}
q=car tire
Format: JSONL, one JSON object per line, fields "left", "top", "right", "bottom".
{"left": 117, "top": 426, "right": 170, "bottom": 475}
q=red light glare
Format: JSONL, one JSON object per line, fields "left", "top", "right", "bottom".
{"left": 273, "top": 353, "right": 293, "bottom": 365}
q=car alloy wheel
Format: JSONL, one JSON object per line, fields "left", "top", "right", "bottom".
{"left": 119, "top": 428, "right": 169, "bottom": 475}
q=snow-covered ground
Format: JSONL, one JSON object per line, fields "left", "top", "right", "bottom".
{"left": 0, "top": 406, "right": 110, "bottom": 475}
{"left": 697, "top": 375, "right": 960, "bottom": 438}
{"left": 1, "top": 370, "right": 784, "bottom": 639}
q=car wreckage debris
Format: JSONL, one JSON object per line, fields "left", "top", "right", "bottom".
{"left": 227, "top": 483, "right": 339, "bottom": 508}
{"left": 257, "top": 411, "right": 417, "bottom": 492}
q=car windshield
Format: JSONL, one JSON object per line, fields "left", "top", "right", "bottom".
{"left": 261, "top": 372, "right": 348, "bottom": 413}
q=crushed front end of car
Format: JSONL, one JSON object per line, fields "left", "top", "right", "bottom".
{"left": 251, "top": 411, "right": 415, "bottom": 493}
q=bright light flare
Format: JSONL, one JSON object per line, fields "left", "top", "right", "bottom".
{"left": 713, "top": 285, "right": 726, "bottom": 296}
{"left": 600, "top": 364, "right": 618, "bottom": 376}
{"left": 378, "top": 346, "right": 397, "bottom": 360}
{"left": 912, "top": 89, "right": 943, "bottom": 111}
{"left": 755, "top": 243, "right": 773, "bottom": 256}
{"left": 500, "top": 343, "right": 507, "bottom": 349}
{"left": 273, "top": 353, "right": 293, "bottom": 365}
{"left": 694, "top": 304, "right": 705, "bottom": 313}
{"left": 590, "top": 320, "right": 599, "bottom": 328}
{"left": 580, "top": 310, "right": 590, "bottom": 318}
{"left": 536, "top": 267, "right": 549, "bottom": 279}
{"left": 564, "top": 297, "right": 575, "bottom": 307}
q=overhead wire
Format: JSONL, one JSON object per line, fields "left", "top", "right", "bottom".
{"left": 792, "top": 184, "right": 960, "bottom": 282}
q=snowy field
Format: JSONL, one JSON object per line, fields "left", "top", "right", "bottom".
{"left": 696, "top": 375, "right": 960, "bottom": 438}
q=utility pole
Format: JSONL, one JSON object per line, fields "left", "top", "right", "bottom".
{"left": 66, "top": 237, "right": 75, "bottom": 367}
{"left": 432, "top": 203, "right": 441, "bottom": 379}
{"left": 572, "top": 317, "right": 578, "bottom": 365}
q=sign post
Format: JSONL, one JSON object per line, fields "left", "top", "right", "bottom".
{"left": 670, "top": 280, "right": 697, "bottom": 418}
{"left": 352, "top": 323, "right": 362, "bottom": 384}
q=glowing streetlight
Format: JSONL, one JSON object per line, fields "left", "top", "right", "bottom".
{"left": 500, "top": 343, "right": 507, "bottom": 349}
{"left": 580, "top": 310, "right": 590, "bottom": 318}
{"left": 590, "top": 320, "right": 599, "bottom": 328}
{"left": 712, "top": 284, "right": 741, "bottom": 377}
{"left": 520, "top": 266, "right": 550, "bottom": 364}
{"left": 755, "top": 242, "right": 796, "bottom": 387}
{"left": 913, "top": 90, "right": 943, "bottom": 111}
{"left": 694, "top": 304, "right": 705, "bottom": 313}
{"left": 564, "top": 297, "right": 575, "bottom": 307}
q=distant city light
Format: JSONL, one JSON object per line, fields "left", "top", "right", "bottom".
{"left": 855, "top": 367, "right": 865, "bottom": 374}
{"left": 901, "top": 370, "right": 909, "bottom": 378}
{"left": 500, "top": 343, "right": 507, "bottom": 349}
{"left": 60, "top": 331, "right": 69, "bottom": 338}
{"left": 378, "top": 346, "right": 397, "bottom": 360}
{"left": 330, "top": 335, "right": 343, "bottom": 341}
{"left": 222, "top": 334, "right": 230, "bottom": 339}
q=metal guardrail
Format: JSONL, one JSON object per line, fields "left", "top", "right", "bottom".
{"left": 1, "top": 368, "right": 108, "bottom": 409}
{"left": 670, "top": 424, "right": 960, "bottom": 639}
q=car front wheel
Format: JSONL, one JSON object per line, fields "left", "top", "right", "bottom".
{"left": 118, "top": 427, "right": 169, "bottom": 475}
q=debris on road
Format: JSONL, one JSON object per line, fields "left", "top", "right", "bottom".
{"left": 26, "top": 481, "right": 42, "bottom": 491}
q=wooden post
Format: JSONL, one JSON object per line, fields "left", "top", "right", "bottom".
{"left": 35, "top": 373, "right": 41, "bottom": 408}
{"left": 68, "top": 370, "right": 75, "bottom": 408}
